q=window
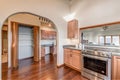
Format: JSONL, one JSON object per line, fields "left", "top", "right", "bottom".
{"left": 99, "top": 35, "right": 120, "bottom": 46}
{"left": 99, "top": 36, "right": 104, "bottom": 44}
{"left": 112, "top": 36, "right": 119, "bottom": 46}
{"left": 105, "top": 36, "right": 111, "bottom": 44}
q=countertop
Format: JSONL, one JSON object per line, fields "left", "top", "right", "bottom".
{"left": 63, "top": 45, "right": 81, "bottom": 51}
{"left": 63, "top": 45, "right": 120, "bottom": 56}
{"left": 85, "top": 45, "right": 120, "bottom": 56}
{"left": 64, "top": 47, "right": 81, "bottom": 51}
{"left": 41, "top": 44, "right": 55, "bottom": 47}
{"left": 112, "top": 52, "right": 120, "bottom": 56}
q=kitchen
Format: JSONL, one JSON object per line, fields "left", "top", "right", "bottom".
{"left": 64, "top": 20, "right": 120, "bottom": 80}
{"left": 1, "top": 0, "right": 120, "bottom": 80}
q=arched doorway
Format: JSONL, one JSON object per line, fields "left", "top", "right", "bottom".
{"left": 1, "top": 12, "right": 58, "bottom": 79}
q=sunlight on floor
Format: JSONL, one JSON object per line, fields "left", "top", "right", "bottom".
{"left": 2, "top": 53, "right": 8, "bottom": 63}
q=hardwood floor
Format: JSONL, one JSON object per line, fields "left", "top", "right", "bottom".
{"left": 2, "top": 55, "right": 88, "bottom": 80}
{"left": 2, "top": 53, "right": 8, "bottom": 63}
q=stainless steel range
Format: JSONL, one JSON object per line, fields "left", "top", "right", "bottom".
{"left": 81, "top": 46, "right": 112, "bottom": 80}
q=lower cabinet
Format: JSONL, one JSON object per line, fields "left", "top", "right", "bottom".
{"left": 72, "top": 52, "right": 81, "bottom": 70}
{"left": 41, "top": 46, "right": 45, "bottom": 57}
{"left": 64, "top": 48, "right": 81, "bottom": 71}
{"left": 112, "top": 56, "right": 120, "bottom": 80}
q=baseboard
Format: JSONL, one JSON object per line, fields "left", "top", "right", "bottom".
{"left": 19, "top": 57, "right": 33, "bottom": 61}
{"left": 57, "top": 64, "right": 64, "bottom": 68}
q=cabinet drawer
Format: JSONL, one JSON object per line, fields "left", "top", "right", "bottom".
{"left": 64, "top": 48, "right": 72, "bottom": 52}
{"left": 72, "top": 50, "right": 81, "bottom": 54}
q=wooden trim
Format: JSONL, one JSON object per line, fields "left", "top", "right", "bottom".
{"left": 2, "top": 25, "right": 8, "bottom": 31}
{"left": 11, "top": 22, "right": 19, "bottom": 69}
{"left": 2, "top": 30, "right": 8, "bottom": 55}
{"left": 1, "top": 29, "right": 3, "bottom": 55}
{"left": 33, "top": 26, "right": 39, "bottom": 62}
{"left": 3, "top": 24, "right": 8, "bottom": 26}
{"left": 19, "top": 57, "right": 33, "bottom": 61}
{"left": 11, "top": 21, "right": 38, "bottom": 27}
{"left": 80, "top": 21, "right": 120, "bottom": 30}
{"left": 57, "top": 64, "right": 64, "bottom": 68}
{"left": 11, "top": 21, "right": 40, "bottom": 69}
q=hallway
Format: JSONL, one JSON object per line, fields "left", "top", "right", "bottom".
{"left": 2, "top": 55, "right": 87, "bottom": 80}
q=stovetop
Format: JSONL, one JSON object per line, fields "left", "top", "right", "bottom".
{"left": 82, "top": 49, "right": 111, "bottom": 58}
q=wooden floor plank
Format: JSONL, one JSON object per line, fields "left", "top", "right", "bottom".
{"left": 2, "top": 55, "right": 88, "bottom": 80}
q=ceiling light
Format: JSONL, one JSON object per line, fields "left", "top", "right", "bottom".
{"left": 102, "top": 25, "right": 108, "bottom": 31}
{"left": 48, "top": 23, "right": 52, "bottom": 27}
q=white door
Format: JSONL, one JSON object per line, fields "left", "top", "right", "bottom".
{"left": 18, "top": 25, "right": 33, "bottom": 60}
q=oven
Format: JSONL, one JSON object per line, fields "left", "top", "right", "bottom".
{"left": 82, "top": 50, "right": 111, "bottom": 80}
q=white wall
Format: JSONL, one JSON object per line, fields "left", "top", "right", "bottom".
{"left": 71, "top": 0, "right": 120, "bottom": 27}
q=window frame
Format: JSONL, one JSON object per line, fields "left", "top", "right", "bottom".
{"left": 98, "top": 35, "right": 120, "bottom": 45}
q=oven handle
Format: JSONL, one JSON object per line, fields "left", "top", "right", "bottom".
{"left": 82, "top": 54, "right": 109, "bottom": 61}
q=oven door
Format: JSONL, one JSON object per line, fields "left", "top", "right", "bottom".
{"left": 82, "top": 54, "right": 111, "bottom": 80}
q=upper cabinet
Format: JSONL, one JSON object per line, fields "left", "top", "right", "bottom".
{"left": 67, "top": 19, "right": 78, "bottom": 39}
{"left": 41, "top": 30, "right": 56, "bottom": 40}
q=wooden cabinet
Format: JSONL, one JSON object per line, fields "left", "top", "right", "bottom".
{"left": 67, "top": 19, "right": 78, "bottom": 39}
{"left": 41, "top": 30, "right": 56, "bottom": 40}
{"left": 41, "top": 46, "right": 45, "bottom": 57}
{"left": 64, "top": 49, "right": 71, "bottom": 65}
{"left": 64, "top": 48, "right": 81, "bottom": 71}
{"left": 50, "top": 45, "right": 57, "bottom": 55}
{"left": 112, "top": 56, "right": 120, "bottom": 80}
{"left": 72, "top": 52, "right": 81, "bottom": 70}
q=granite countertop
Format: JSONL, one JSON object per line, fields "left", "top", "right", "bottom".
{"left": 41, "top": 44, "right": 54, "bottom": 47}
{"left": 84, "top": 45, "right": 120, "bottom": 56}
{"left": 112, "top": 52, "right": 120, "bottom": 56}
{"left": 63, "top": 45, "right": 120, "bottom": 56}
{"left": 64, "top": 47, "right": 81, "bottom": 51}
{"left": 63, "top": 45, "right": 81, "bottom": 51}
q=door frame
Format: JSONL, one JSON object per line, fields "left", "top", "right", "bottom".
{"left": 1, "top": 25, "right": 8, "bottom": 65}
{"left": 11, "top": 21, "right": 39, "bottom": 69}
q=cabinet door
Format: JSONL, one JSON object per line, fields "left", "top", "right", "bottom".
{"left": 41, "top": 47, "right": 45, "bottom": 57}
{"left": 64, "top": 49, "right": 71, "bottom": 65}
{"left": 67, "top": 21, "right": 73, "bottom": 38}
{"left": 64, "top": 49, "right": 69, "bottom": 65}
{"left": 72, "top": 52, "right": 81, "bottom": 70}
{"left": 112, "top": 56, "right": 120, "bottom": 80}
{"left": 67, "top": 19, "right": 78, "bottom": 39}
